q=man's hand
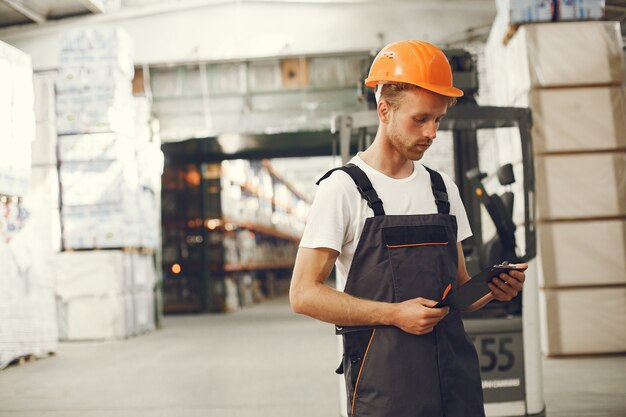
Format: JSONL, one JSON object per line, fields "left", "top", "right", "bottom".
{"left": 487, "top": 264, "right": 527, "bottom": 302}
{"left": 390, "top": 297, "right": 449, "bottom": 336}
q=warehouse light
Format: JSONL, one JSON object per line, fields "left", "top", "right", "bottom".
{"left": 171, "top": 264, "right": 182, "bottom": 274}
{"left": 205, "top": 219, "right": 221, "bottom": 230}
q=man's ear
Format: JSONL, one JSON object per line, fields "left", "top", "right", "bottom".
{"left": 377, "top": 100, "right": 391, "bottom": 124}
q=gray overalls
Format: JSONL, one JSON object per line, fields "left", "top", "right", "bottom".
{"left": 318, "top": 164, "right": 485, "bottom": 417}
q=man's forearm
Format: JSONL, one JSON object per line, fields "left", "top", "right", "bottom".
{"left": 291, "top": 280, "right": 396, "bottom": 327}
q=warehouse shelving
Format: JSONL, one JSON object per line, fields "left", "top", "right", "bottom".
{"left": 161, "top": 159, "right": 309, "bottom": 313}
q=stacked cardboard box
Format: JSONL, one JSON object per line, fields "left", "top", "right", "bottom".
{"left": 52, "top": 28, "right": 161, "bottom": 340}
{"left": 485, "top": 20, "right": 626, "bottom": 355}
{"left": 55, "top": 28, "right": 142, "bottom": 250}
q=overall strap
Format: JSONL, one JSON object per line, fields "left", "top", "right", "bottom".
{"left": 423, "top": 166, "right": 450, "bottom": 215}
{"left": 316, "top": 163, "right": 385, "bottom": 216}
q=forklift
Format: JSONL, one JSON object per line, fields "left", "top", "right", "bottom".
{"left": 333, "top": 49, "right": 546, "bottom": 417}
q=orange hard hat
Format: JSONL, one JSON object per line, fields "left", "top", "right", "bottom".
{"left": 365, "top": 40, "right": 463, "bottom": 98}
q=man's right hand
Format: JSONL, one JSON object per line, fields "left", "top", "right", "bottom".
{"left": 390, "top": 297, "right": 449, "bottom": 335}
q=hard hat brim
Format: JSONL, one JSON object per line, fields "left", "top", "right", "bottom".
{"left": 365, "top": 78, "right": 464, "bottom": 98}
{"left": 418, "top": 81, "right": 464, "bottom": 98}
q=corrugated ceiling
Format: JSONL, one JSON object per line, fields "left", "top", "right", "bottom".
{"left": 0, "top": 0, "right": 106, "bottom": 28}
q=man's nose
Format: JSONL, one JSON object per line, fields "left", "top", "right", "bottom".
{"left": 424, "top": 120, "right": 437, "bottom": 140}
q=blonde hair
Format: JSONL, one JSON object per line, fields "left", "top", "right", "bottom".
{"left": 379, "top": 82, "right": 457, "bottom": 110}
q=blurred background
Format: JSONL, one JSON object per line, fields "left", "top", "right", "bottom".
{"left": 0, "top": 1, "right": 625, "bottom": 416}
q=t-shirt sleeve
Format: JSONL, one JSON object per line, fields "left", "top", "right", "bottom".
{"left": 442, "top": 172, "right": 473, "bottom": 243}
{"left": 299, "top": 172, "right": 355, "bottom": 253}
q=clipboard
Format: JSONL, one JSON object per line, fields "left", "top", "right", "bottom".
{"left": 434, "top": 263, "right": 527, "bottom": 310}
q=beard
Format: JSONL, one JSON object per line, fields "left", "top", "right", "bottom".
{"left": 386, "top": 118, "right": 427, "bottom": 161}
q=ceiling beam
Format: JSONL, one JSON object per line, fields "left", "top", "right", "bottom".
{"left": 80, "top": 0, "right": 105, "bottom": 14}
{"left": 1, "top": 0, "right": 46, "bottom": 23}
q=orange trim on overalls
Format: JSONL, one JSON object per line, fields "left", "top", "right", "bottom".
{"left": 386, "top": 242, "right": 448, "bottom": 249}
{"left": 351, "top": 329, "right": 376, "bottom": 416}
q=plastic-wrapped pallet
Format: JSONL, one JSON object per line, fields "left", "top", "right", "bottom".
{"left": 0, "top": 222, "right": 58, "bottom": 369}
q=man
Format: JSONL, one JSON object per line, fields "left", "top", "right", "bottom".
{"left": 289, "top": 40, "right": 526, "bottom": 417}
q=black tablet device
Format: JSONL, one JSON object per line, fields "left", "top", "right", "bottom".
{"left": 434, "top": 262, "right": 528, "bottom": 310}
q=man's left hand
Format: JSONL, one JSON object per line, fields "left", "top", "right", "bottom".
{"left": 487, "top": 265, "right": 527, "bottom": 302}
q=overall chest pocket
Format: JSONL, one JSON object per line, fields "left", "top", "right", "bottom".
{"left": 382, "top": 225, "right": 454, "bottom": 302}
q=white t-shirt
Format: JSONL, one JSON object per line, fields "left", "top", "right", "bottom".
{"left": 299, "top": 154, "right": 472, "bottom": 291}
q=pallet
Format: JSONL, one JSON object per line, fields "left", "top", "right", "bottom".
{"left": 6, "top": 352, "right": 56, "bottom": 369}
{"left": 62, "top": 247, "right": 156, "bottom": 255}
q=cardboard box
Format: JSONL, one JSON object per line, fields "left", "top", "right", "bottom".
{"left": 555, "top": 0, "right": 603, "bottom": 21}
{"left": 540, "top": 287, "right": 626, "bottom": 356}
{"left": 54, "top": 250, "right": 133, "bottom": 298}
{"left": 56, "top": 65, "right": 132, "bottom": 94}
{"left": 56, "top": 296, "right": 126, "bottom": 341}
{"left": 55, "top": 91, "right": 135, "bottom": 136}
{"left": 538, "top": 220, "right": 626, "bottom": 288}
{"left": 61, "top": 203, "right": 142, "bottom": 250}
{"left": 535, "top": 152, "right": 626, "bottom": 220}
{"left": 498, "top": 0, "right": 554, "bottom": 25}
{"left": 59, "top": 159, "right": 138, "bottom": 206}
{"left": 58, "top": 133, "right": 134, "bottom": 162}
{"left": 506, "top": 21, "right": 623, "bottom": 99}
{"left": 526, "top": 86, "right": 626, "bottom": 153}
{"left": 574, "top": 0, "right": 605, "bottom": 19}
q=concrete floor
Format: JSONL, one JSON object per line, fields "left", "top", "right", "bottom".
{"left": 0, "top": 297, "right": 625, "bottom": 417}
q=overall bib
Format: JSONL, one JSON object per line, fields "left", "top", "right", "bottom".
{"left": 318, "top": 164, "right": 485, "bottom": 417}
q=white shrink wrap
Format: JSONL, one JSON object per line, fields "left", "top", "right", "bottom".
{"left": 131, "top": 253, "right": 157, "bottom": 292}
{"left": 0, "top": 225, "right": 58, "bottom": 368}
{"left": 54, "top": 251, "right": 132, "bottom": 299}
{"left": 505, "top": 21, "right": 623, "bottom": 101}
{"left": 133, "top": 290, "right": 155, "bottom": 334}
{"left": 535, "top": 152, "right": 626, "bottom": 220}
{"left": 33, "top": 72, "right": 56, "bottom": 123}
{"left": 59, "top": 159, "right": 138, "bottom": 206}
{"left": 538, "top": 220, "right": 626, "bottom": 288}
{"left": 527, "top": 86, "right": 626, "bottom": 154}
{"left": 61, "top": 203, "right": 142, "bottom": 250}
{"left": 59, "top": 27, "right": 134, "bottom": 79}
{"left": 32, "top": 121, "right": 58, "bottom": 166}
{"left": 540, "top": 287, "right": 626, "bottom": 356}
{"left": 56, "top": 295, "right": 126, "bottom": 341}
{"left": 55, "top": 91, "right": 135, "bottom": 137}
{"left": 56, "top": 65, "right": 132, "bottom": 94}
{"left": 23, "top": 165, "right": 60, "bottom": 210}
